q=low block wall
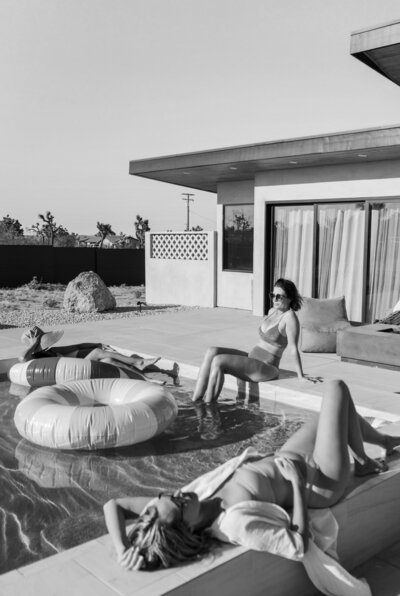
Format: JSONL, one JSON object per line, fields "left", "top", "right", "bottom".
{"left": 145, "top": 231, "right": 217, "bottom": 307}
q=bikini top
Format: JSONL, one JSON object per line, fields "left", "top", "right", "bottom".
{"left": 258, "top": 311, "right": 288, "bottom": 354}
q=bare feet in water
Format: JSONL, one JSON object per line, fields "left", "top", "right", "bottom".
{"left": 354, "top": 456, "right": 388, "bottom": 477}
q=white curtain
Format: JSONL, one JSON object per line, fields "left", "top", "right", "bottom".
{"left": 368, "top": 204, "right": 400, "bottom": 321}
{"left": 318, "top": 206, "right": 365, "bottom": 321}
{"left": 274, "top": 206, "right": 313, "bottom": 296}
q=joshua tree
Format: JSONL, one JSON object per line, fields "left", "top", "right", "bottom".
{"left": 96, "top": 222, "right": 115, "bottom": 249}
{"left": 233, "top": 210, "right": 251, "bottom": 233}
{"left": 134, "top": 214, "right": 150, "bottom": 249}
{"left": 30, "top": 211, "right": 66, "bottom": 246}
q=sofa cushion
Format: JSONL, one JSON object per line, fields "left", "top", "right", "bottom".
{"left": 298, "top": 296, "right": 350, "bottom": 353}
{"left": 301, "top": 320, "right": 352, "bottom": 353}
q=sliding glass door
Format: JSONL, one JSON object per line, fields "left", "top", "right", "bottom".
{"left": 271, "top": 202, "right": 365, "bottom": 321}
{"left": 368, "top": 202, "right": 400, "bottom": 321}
{"left": 273, "top": 205, "right": 314, "bottom": 297}
{"left": 317, "top": 203, "right": 365, "bottom": 321}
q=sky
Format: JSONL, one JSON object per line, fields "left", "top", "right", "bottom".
{"left": 1, "top": 0, "right": 400, "bottom": 236}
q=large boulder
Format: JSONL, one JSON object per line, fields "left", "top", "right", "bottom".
{"left": 63, "top": 271, "right": 116, "bottom": 313}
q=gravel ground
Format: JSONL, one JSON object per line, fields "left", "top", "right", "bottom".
{"left": 0, "top": 284, "right": 197, "bottom": 329}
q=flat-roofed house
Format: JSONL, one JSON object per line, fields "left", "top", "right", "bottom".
{"left": 130, "top": 19, "right": 400, "bottom": 323}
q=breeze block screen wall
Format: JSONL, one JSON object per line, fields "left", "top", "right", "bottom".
{"left": 145, "top": 231, "right": 217, "bottom": 307}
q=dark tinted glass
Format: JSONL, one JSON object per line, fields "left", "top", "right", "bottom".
{"left": 223, "top": 204, "right": 254, "bottom": 271}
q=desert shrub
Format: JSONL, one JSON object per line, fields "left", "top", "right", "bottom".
{"left": 42, "top": 297, "right": 59, "bottom": 308}
{"left": 27, "top": 276, "right": 40, "bottom": 288}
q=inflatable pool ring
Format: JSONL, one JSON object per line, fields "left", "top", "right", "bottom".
{"left": 14, "top": 378, "right": 178, "bottom": 450}
{"left": 8, "top": 357, "right": 130, "bottom": 387}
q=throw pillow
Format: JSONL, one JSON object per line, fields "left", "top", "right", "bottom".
{"left": 298, "top": 296, "right": 349, "bottom": 327}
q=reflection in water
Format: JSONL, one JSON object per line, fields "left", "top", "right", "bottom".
{"left": 194, "top": 402, "right": 223, "bottom": 440}
{"left": 0, "top": 378, "right": 311, "bottom": 574}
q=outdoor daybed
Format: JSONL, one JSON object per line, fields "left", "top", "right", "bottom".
{"left": 337, "top": 321, "right": 400, "bottom": 370}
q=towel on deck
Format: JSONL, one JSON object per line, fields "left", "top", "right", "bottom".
{"left": 183, "top": 447, "right": 371, "bottom": 596}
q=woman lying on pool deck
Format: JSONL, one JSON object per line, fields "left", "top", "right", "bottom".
{"left": 104, "top": 379, "right": 400, "bottom": 596}
{"left": 19, "top": 326, "right": 180, "bottom": 384}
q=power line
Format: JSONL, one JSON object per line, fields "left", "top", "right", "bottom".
{"left": 181, "top": 193, "right": 195, "bottom": 231}
{"left": 190, "top": 208, "right": 216, "bottom": 224}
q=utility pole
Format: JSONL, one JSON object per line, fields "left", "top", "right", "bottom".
{"left": 181, "top": 193, "right": 195, "bottom": 231}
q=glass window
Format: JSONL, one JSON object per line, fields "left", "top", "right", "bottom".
{"left": 223, "top": 205, "right": 254, "bottom": 271}
{"left": 368, "top": 202, "right": 400, "bottom": 322}
{"left": 318, "top": 203, "right": 365, "bottom": 321}
{"left": 273, "top": 205, "right": 314, "bottom": 297}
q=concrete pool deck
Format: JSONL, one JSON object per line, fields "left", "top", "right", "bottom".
{"left": 1, "top": 306, "right": 400, "bottom": 595}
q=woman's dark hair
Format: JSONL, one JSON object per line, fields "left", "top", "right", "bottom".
{"left": 127, "top": 506, "right": 214, "bottom": 570}
{"left": 274, "top": 278, "right": 303, "bottom": 311}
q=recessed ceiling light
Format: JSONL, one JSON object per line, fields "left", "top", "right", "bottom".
{"left": 289, "top": 160, "right": 298, "bottom": 165}
{"left": 357, "top": 154, "right": 368, "bottom": 158}
{"left": 182, "top": 171, "right": 191, "bottom": 175}
{"left": 229, "top": 166, "right": 238, "bottom": 170}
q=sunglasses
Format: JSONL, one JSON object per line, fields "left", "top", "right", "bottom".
{"left": 269, "top": 292, "right": 287, "bottom": 301}
{"left": 158, "top": 491, "right": 190, "bottom": 521}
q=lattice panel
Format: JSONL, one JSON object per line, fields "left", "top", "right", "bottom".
{"left": 151, "top": 233, "right": 209, "bottom": 260}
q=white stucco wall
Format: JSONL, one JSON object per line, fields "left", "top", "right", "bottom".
{"left": 216, "top": 180, "right": 254, "bottom": 310}
{"left": 252, "top": 159, "right": 400, "bottom": 316}
{"left": 145, "top": 231, "right": 217, "bottom": 307}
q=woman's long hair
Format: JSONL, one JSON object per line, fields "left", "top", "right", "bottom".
{"left": 274, "top": 278, "right": 303, "bottom": 311}
{"left": 127, "top": 506, "right": 214, "bottom": 570}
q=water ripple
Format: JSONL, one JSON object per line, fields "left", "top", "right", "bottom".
{"left": 0, "top": 377, "right": 311, "bottom": 574}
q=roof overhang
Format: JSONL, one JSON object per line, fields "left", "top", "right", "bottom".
{"left": 351, "top": 18, "right": 400, "bottom": 86}
{"left": 129, "top": 125, "right": 400, "bottom": 193}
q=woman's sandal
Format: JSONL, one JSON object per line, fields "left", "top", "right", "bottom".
{"left": 383, "top": 435, "right": 400, "bottom": 456}
{"left": 354, "top": 457, "right": 388, "bottom": 477}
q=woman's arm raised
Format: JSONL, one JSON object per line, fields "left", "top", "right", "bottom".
{"left": 103, "top": 497, "right": 150, "bottom": 569}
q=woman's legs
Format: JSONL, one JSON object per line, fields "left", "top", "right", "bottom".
{"left": 138, "top": 362, "right": 180, "bottom": 385}
{"left": 85, "top": 348, "right": 160, "bottom": 370}
{"left": 192, "top": 347, "right": 279, "bottom": 403}
{"left": 280, "top": 380, "right": 399, "bottom": 505}
{"left": 99, "top": 357, "right": 166, "bottom": 385}
{"left": 312, "top": 379, "right": 396, "bottom": 479}
{"left": 192, "top": 347, "right": 247, "bottom": 402}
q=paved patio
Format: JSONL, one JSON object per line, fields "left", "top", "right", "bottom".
{"left": 1, "top": 307, "right": 400, "bottom": 594}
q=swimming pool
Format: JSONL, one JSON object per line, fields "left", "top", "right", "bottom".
{"left": 0, "top": 377, "right": 314, "bottom": 575}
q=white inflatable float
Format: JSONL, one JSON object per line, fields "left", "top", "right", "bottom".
{"left": 14, "top": 378, "right": 178, "bottom": 450}
{"left": 8, "top": 357, "right": 129, "bottom": 387}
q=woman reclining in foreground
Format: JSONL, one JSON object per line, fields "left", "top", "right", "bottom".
{"left": 19, "top": 326, "right": 179, "bottom": 384}
{"left": 104, "top": 379, "right": 400, "bottom": 596}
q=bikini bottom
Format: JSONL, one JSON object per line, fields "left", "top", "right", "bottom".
{"left": 247, "top": 345, "right": 280, "bottom": 379}
{"left": 275, "top": 449, "right": 332, "bottom": 508}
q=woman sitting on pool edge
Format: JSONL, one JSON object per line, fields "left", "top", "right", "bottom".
{"left": 19, "top": 325, "right": 179, "bottom": 385}
{"left": 104, "top": 379, "right": 400, "bottom": 595}
{"left": 192, "top": 278, "right": 316, "bottom": 404}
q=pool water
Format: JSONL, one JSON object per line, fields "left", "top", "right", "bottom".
{"left": 0, "top": 377, "right": 314, "bottom": 575}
